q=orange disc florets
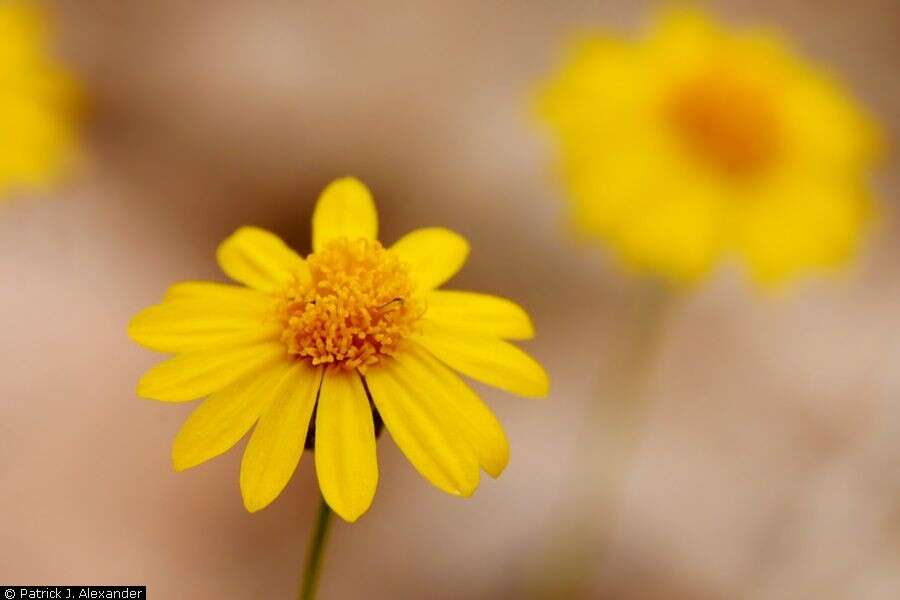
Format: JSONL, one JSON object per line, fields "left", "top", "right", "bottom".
{"left": 277, "top": 238, "right": 423, "bottom": 371}
{"left": 667, "top": 69, "right": 782, "bottom": 178}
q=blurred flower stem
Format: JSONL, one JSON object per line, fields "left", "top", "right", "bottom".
{"left": 531, "top": 281, "right": 677, "bottom": 597}
{"left": 586, "top": 282, "right": 675, "bottom": 552}
{"left": 299, "top": 494, "right": 334, "bottom": 600}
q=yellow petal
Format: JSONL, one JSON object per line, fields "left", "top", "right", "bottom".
{"left": 390, "top": 228, "right": 469, "bottom": 291}
{"left": 424, "top": 290, "right": 534, "bottom": 340}
{"left": 404, "top": 343, "right": 510, "bottom": 478}
{"left": 128, "top": 299, "right": 279, "bottom": 353}
{"left": 415, "top": 326, "right": 549, "bottom": 398}
{"left": 137, "top": 342, "right": 287, "bottom": 402}
{"left": 315, "top": 368, "right": 379, "bottom": 522}
{"left": 312, "top": 177, "right": 378, "bottom": 251}
{"left": 163, "top": 281, "right": 274, "bottom": 309}
{"left": 240, "top": 363, "right": 322, "bottom": 512}
{"left": 216, "top": 226, "right": 308, "bottom": 292}
{"left": 171, "top": 360, "right": 297, "bottom": 471}
{"left": 365, "top": 358, "right": 479, "bottom": 497}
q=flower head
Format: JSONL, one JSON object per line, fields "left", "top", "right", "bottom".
{"left": 536, "top": 8, "right": 881, "bottom": 285}
{"left": 0, "top": 1, "right": 78, "bottom": 198}
{"left": 129, "top": 177, "right": 549, "bottom": 522}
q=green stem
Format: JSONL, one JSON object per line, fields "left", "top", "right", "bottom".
{"left": 530, "top": 282, "right": 678, "bottom": 598}
{"left": 299, "top": 494, "right": 334, "bottom": 600}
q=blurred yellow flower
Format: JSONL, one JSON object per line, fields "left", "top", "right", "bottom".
{"left": 0, "top": 1, "right": 77, "bottom": 198}
{"left": 536, "top": 8, "right": 881, "bottom": 285}
{"left": 129, "top": 177, "right": 549, "bottom": 522}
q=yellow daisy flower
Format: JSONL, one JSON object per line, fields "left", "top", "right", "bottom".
{"left": 536, "top": 8, "right": 881, "bottom": 285}
{"left": 128, "top": 177, "right": 549, "bottom": 522}
{"left": 0, "top": 1, "right": 78, "bottom": 197}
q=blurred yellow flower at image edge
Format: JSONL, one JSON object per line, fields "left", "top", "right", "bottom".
{"left": 0, "top": 1, "right": 77, "bottom": 196}
{"left": 129, "top": 177, "right": 549, "bottom": 522}
{"left": 536, "top": 8, "right": 881, "bottom": 285}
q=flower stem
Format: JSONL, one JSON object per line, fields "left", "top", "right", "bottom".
{"left": 586, "top": 283, "right": 674, "bottom": 542}
{"left": 299, "top": 494, "right": 334, "bottom": 600}
{"left": 530, "top": 282, "right": 677, "bottom": 594}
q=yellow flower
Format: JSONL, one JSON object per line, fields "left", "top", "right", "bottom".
{"left": 536, "top": 8, "right": 881, "bottom": 285}
{"left": 0, "top": 1, "right": 78, "bottom": 198}
{"left": 128, "top": 178, "right": 549, "bottom": 522}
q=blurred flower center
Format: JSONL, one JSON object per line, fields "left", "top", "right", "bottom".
{"left": 667, "top": 71, "right": 781, "bottom": 178}
{"left": 277, "top": 238, "right": 423, "bottom": 371}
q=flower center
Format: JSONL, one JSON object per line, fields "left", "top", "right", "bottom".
{"left": 667, "top": 70, "right": 781, "bottom": 178}
{"left": 276, "top": 238, "right": 423, "bottom": 371}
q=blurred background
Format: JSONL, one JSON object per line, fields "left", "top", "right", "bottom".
{"left": 0, "top": 1, "right": 898, "bottom": 598}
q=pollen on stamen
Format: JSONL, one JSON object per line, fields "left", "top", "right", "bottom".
{"left": 276, "top": 238, "right": 424, "bottom": 371}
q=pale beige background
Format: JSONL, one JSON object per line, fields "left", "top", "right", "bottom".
{"left": 1, "top": 1, "right": 898, "bottom": 598}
